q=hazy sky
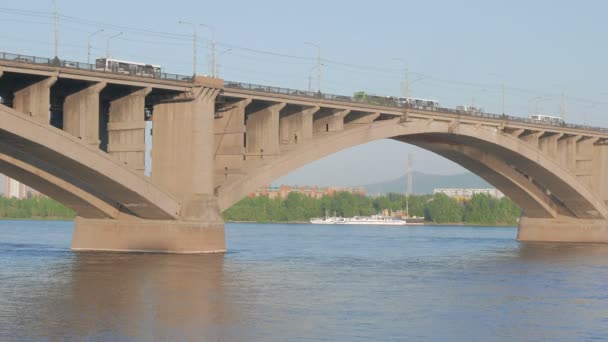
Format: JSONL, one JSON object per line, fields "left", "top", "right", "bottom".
{"left": 1, "top": 0, "right": 607, "bottom": 187}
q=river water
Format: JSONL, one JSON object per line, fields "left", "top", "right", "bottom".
{"left": 1, "top": 221, "right": 608, "bottom": 341}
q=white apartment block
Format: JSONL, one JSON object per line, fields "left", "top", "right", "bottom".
{"left": 433, "top": 188, "right": 505, "bottom": 199}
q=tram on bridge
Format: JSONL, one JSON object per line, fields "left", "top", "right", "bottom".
{"left": 95, "top": 58, "right": 162, "bottom": 78}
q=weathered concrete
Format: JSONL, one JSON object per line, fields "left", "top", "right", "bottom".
{"left": 518, "top": 216, "right": 608, "bottom": 243}
{"left": 279, "top": 105, "right": 319, "bottom": 144}
{"left": 72, "top": 217, "right": 225, "bottom": 253}
{"left": 108, "top": 88, "right": 150, "bottom": 173}
{"left": 63, "top": 82, "right": 106, "bottom": 148}
{"left": 313, "top": 109, "right": 349, "bottom": 133}
{"left": 0, "top": 104, "right": 179, "bottom": 220}
{"left": 218, "top": 119, "right": 608, "bottom": 224}
{"left": 245, "top": 102, "right": 285, "bottom": 159}
{"left": 152, "top": 87, "right": 219, "bottom": 203}
{"left": 13, "top": 76, "right": 57, "bottom": 124}
{"left": 4, "top": 60, "right": 608, "bottom": 250}
{"left": 214, "top": 99, "right": 250, "bottom": 187}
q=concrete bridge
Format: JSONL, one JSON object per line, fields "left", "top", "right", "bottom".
{"left": 1, "top": 52, "right": 607, "bottom": 253}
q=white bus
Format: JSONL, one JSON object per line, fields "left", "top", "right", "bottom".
{"left": 529, "top": 114, "right": 564, "bottom": 125}
{"left": 95, "top": 58, "right": 161, "bottom": 78}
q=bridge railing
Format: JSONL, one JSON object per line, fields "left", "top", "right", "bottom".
{"left": 1, "top": 51, "right": 607, "bottom": 134}
{"left": 224, "top": 81, "right": 608, "bottom": 134}
{"left": 0, "top": 52, "right": 194, "bottom": 83}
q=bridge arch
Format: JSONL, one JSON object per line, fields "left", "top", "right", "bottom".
{"left": 217, "top": 118, "right": 608, "bottom": 221}
{"left": 0, "top": 104, "right": 180, "bottom": 220}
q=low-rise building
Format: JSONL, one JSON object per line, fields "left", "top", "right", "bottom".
{"left": 250, "top": 185, "right": 366, "bottom": 199}
{"left": 433, "top": 188, "right": 504, "bottom": 199}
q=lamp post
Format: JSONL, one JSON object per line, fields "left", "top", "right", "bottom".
{"left": 106, "top": 32, "right": 123, "bottom": 59}
{"left": 305, "top": 42, "right": 321, "bottom": 93}
{"left": 215, "top": 48, "right": 232, "bottom": 78}
{"left": 87, "top": 29, "right": 104, "bottom": 64}
{"left": 200, "top": 24, "right": 216, "bottom": 77}
{"left": 179, "top": 21, "right": 198, "bottom": 77}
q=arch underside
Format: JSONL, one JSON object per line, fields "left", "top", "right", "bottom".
{"left": 0, "top": 104, "right": 180, "bottom": 220}
{"left": 218, "top": 119, "right": 608, "bottom": 221}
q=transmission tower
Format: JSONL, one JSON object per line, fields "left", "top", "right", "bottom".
{"left": 406, "top": 152, "right": 413, "bottom": 217}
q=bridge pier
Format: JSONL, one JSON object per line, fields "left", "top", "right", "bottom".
{"left": 71, "top": 217, "right": 225, "bottom": 253}
{"left": 518, "top": 216, "right": 608, "bottom": 243}
{"left": 70, "top": 79, "right": 226, "bottom": 254}
{"left": 13, "top": 76, "right": 57, "bottom": 124}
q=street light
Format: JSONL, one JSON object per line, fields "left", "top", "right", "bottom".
{"left": 179, "top": 21, "right": 198, "bottom": 77}
{"left": 305, "top": 42, "right": 321, "bottom": 93}
{"left": 200, "top": 24, "right": 216, "bottom": 77}
{"left": 106, "top": 32, "right": 123, "bottom": 59}
{"left": 215, "top": 48, "right": 232, "bottom": 78}
{"left": 87, "top": 29, "right": 104, "bottom": 64}
{"left": 307, "top": 63, "right": 324, "bottom": 92}
{"left": 489, "top": 74, "right": 505, "bottom": 115}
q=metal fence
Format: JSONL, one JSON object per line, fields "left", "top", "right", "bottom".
{"left": 0, "top": 52, "right": 194, "bottom": 83}
{"left": 1, "top": 51, "right": 607, "bottom": 134}
{"left": 224, "top": 81, "right": 608, "bottom": 134}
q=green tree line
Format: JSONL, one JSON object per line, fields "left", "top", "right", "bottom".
{"left": 223, "top": 192, "right": 521, "bottom": 225}
{"left": 0, "top": 196, "right": 75, "bottom": 219}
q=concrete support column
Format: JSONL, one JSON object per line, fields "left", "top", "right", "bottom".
{"left": 518, "top": 216, "right": 608, "bottom": 243}
{"left": 107, "top": 88, "right": 151, "bottom": 173}
{"left": 520, "top": 131, "right": 543, "bottom": 148}
{"left": 13, "top": 76, "right": 57, "bottom": 124}
{"left": 575, "top": 137, "right": 598, "bottom": 190}
{"left": 214, "top": 99, "right": 250, "bottom": 186}
{"left": 313, "top": 109, "right": 350, "bottom": 133}
{"left": 592, "top": 142, "right": 608, "bottom": 203}
{"left": 538, "top": 133, "right": 562, "bottom": 160}
{"left": 279, "top": 105, "right": 319, "bottom": 144}
{"left": 245, "top": 102, "right": 285, "bottom": 159}
{"left": 63, "top": 82, "right": 106, "bottom": 148}
{"left": 344, "top": 111, "right": 380, "bottom": 129}
{"left": 557, "top": 135, "right": 580, "bottom": 171}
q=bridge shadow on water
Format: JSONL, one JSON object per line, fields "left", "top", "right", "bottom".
{"left": 18, "top": 252, "right": 240, "bottom": 341}
{"left": 516, "top": 242, "right": 608, "bottom": 265}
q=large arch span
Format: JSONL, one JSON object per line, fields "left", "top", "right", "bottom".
{"left": 217, "top": 118, "right": 608, "bottom": 222}
{"left": 0, "top": 104, "right": 180, "bottom": 220}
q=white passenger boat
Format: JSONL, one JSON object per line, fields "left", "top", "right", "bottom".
{"left": 310, "top": 214, "right": 424, "bottom": 225}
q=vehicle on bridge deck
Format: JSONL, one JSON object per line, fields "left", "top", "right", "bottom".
{"left": 95, "top": 58, "right": 162, "bottom": 78}
{"left": 398, "top": 97, "right": 441, "bottom": 110}
{"left": 353, "top": 91, "right": 398, "bottom": 107}
{"left": 456, "top": 105, "right": 484, "bottom": 115}
{"left": 529, "top": 114, "right": 564, "bottom": 125}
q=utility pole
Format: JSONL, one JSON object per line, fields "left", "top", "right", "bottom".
{"left": 87, "top": 29, "right": 104, "bottom": 64}
{"left": 489, "top": 74, "right": 505, "bottom": 115}
{"left": 305, "top": 42, "right": 321, "bottom": 92}
{"left": 106, "top": 32, "right": 123, "bottom": 59}
{"left": 200, "top": 24, "right": 216, "bottom": 77}
{"left": 216, "top": 48, "right": 231, "bottom": 78}
{"left": 560, "top": 91, "right": 566, "bottom": 121}
{"left": 501, "top": 82, "right": 505, "bottom": 115}
{"left": 53, "top": 0, "right": 59, "bottom": 58}
{"left": 179, "top": 21, "right": 197, "bottom": 77}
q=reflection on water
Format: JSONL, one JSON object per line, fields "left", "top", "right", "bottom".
{"left": 2, "top": 251, "right": 236, "bottom": 341}
{"left": 1, "top": 221, "right": 608, "bottom": 341}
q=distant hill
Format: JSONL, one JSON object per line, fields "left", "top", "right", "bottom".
{"left": 363, "top": 172, "right": 490, "bottom": 195}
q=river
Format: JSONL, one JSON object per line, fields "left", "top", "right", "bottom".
{"left": 1, "top": 220, "right": 607, "bottom": 341}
